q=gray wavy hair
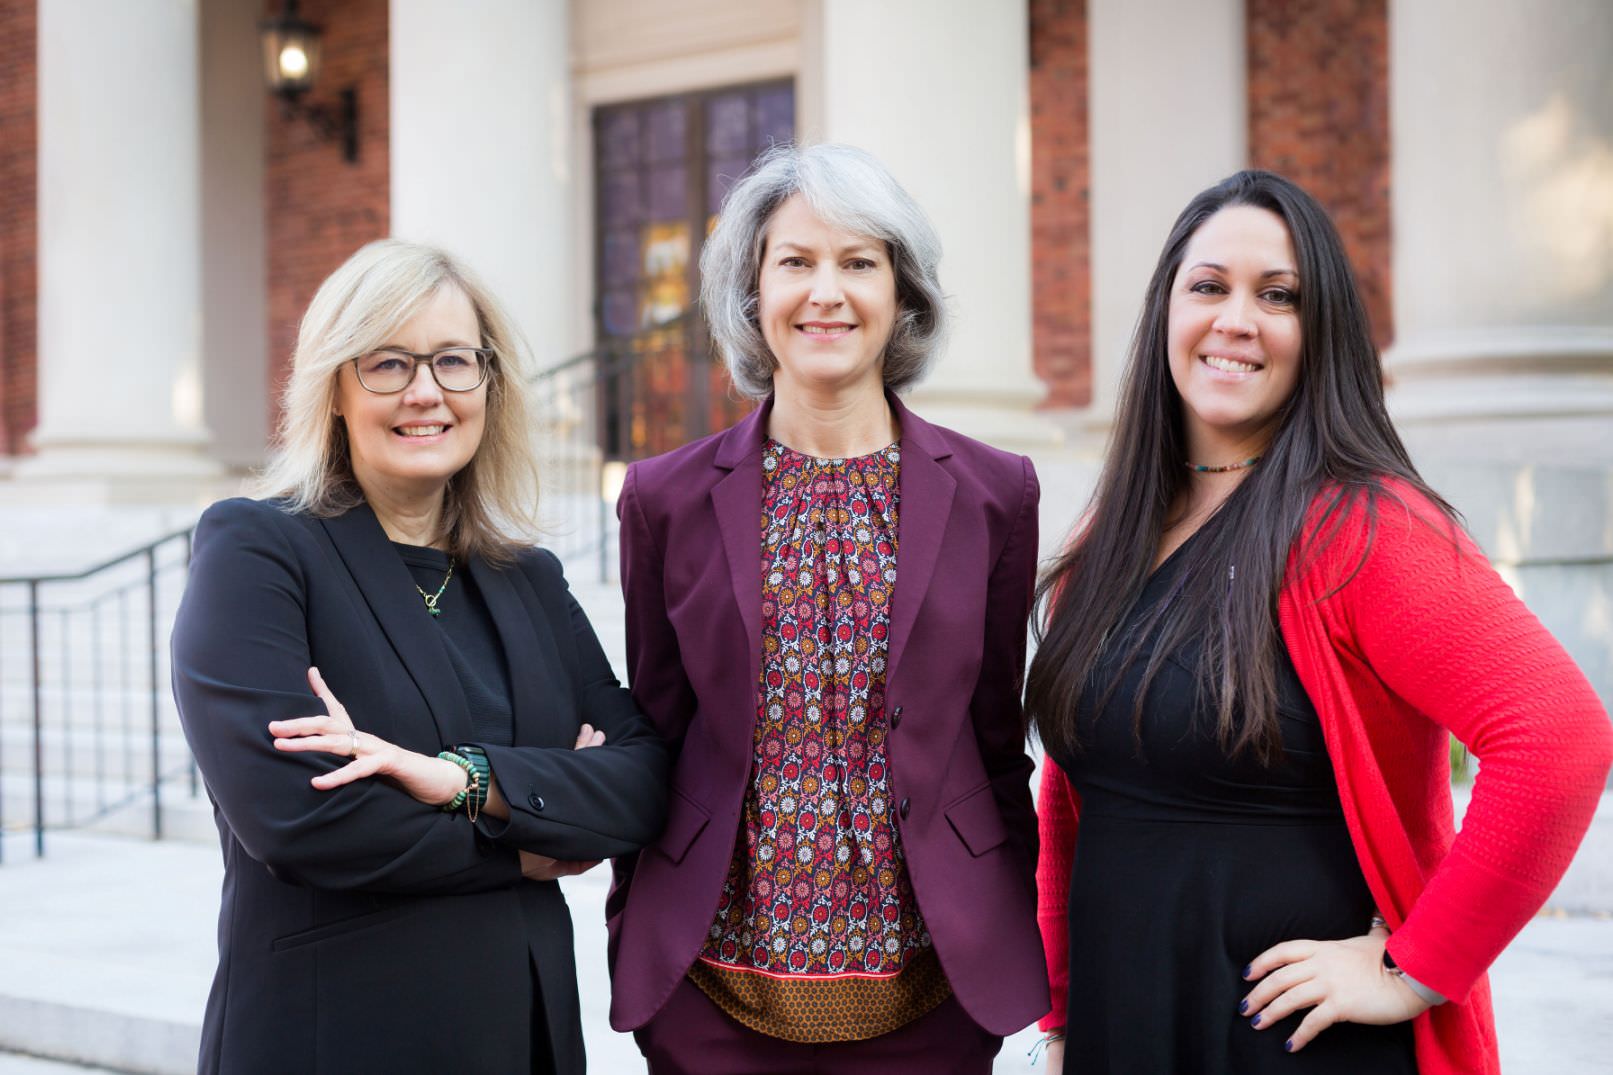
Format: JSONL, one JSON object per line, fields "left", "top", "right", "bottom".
{"left": 699, "top": 143, "right": 948, "bottom": 399}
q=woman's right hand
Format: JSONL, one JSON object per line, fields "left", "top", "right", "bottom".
{"left": 1042, "top": 1037, "right": 1064, "bottom": 1073}
{"left": 519, "top": 851, "right": 601, "bottom": 881}
{"left": 517, "top": 724, "right": 607, "bottom": 881}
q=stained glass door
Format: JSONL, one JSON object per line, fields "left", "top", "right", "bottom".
{"left": 593, "top": 81, "right": 794, "bottom": 459}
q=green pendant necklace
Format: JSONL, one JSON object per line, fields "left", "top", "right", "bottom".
{"left": 416, "top": 559, "right": 454, "bottom": 618}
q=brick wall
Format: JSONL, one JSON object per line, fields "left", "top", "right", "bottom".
{"left": 0, "top": 0, "right": 37, "bottom": 455}
{"left": 1028, "top": 0, "right": 1091, "bottom": 408}
{"left": 1247, "top": 0, "right": 1393, "bottom": 347}
{"left": 265, "top": 0, "right": 389, "bottom": 429}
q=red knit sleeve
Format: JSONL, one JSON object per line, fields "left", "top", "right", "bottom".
{"left": 1035, "top": 757, "right": 1081, "bottom": 1032}
{"left": 1337, "top": 486, "right": 1613, "bottom": 1001}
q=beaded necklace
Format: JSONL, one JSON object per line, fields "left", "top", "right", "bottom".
{"left": 1185, "top": 455, "right": 1262, "bottom": 474}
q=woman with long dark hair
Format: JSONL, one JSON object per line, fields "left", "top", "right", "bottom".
{"left": 1026, "top": 171, "right": 1610, "bottom": 1073}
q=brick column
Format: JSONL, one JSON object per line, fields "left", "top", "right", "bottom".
{"left": 265, "top": 0, "right": 389, "bottom": 434}
{"left": 0, "top": 0, "right": 37, "bottom": 461}
{"left": 1246, "top": 0, "right": 1391, "bottom": 350}
{"left": 1029, "top": 0, "right": 1092, "bottom": 410}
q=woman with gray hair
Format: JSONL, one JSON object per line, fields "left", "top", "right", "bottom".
{"left": 171, "top": 239, "right": 669, "bottom": 1074}
{"left": 607, "top": 143, "right": 1049, "bottom": 1072}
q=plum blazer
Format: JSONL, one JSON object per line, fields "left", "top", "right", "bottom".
{"left": 606, "top": 392, "right": 1051, "bottom": 1035}
{"left": 171, "top": 498, "right": 669, "bottom": 1074}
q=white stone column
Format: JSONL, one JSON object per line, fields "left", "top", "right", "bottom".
{"left": 23, "top": 0, "right": 219, "bottom": 488}
{"left": 1386, "top": 0, "right": 1613, "bottom": 705}
{"left": 1085, "top": 0, "right": 1246, "bottom": 432}
{"left": 1386, "top": 0, "right": 1613, "bottom": 442}
{"left": 803, "top": 0, "right": 1050, "bottom": 450}
{"left": 200, "top": 0, "right": 268, "bottom": 471}
{"left": 390, "top": 0, "right": 573, "bottom": 371}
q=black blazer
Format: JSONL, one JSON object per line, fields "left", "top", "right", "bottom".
{"left": 172, "top": 498, "right": 668, "bottom": 1074}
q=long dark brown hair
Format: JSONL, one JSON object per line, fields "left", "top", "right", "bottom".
{"left": 1026, "top": 170, "right": 1458, "bottom": 765}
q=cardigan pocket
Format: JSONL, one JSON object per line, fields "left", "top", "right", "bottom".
{"left": 656, "top": 785, "right": 711, "bottom": 864}
{"left": 944, "top": 781, "right": 1010, "bottom": 857}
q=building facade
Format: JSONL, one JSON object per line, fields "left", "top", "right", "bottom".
{"left": 0, "top": 0, "right": 1609, "bottom": 699}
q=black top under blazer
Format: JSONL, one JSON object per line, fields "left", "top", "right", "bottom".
{"left": 171, "top": 498, "right": 669, "bottom": 1074}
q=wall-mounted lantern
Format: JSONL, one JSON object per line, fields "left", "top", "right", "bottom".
{"left": 260, "top": 0, "right": 358, "bottom": 162}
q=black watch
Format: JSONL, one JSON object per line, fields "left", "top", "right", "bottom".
{"left": 453, "top": 744, "right": 492, "bottom": 815}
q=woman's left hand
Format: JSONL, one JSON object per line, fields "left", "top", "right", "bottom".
{"left": 269, "top": 666, "right": 465, "bottom": 807}
{"left": 1241, "top": 931, "right": 1432, "bottom": 1053}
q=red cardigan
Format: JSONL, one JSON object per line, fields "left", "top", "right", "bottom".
{"left": 1035, "top": 485, "right": 1612, "bottom": 1074}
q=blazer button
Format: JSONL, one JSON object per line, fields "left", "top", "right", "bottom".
{"left": 899, "top": 797, "right": 911, "bottom": 819}
{"left": 528, "top": 793, "right": 546, "bottom": 811}
{"left": 890, "top": 705, "right": 903, "bottom": 728}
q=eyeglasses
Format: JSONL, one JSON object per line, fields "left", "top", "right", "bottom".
{"left": 351, "top": 348, "right": 494, "bottom": 394}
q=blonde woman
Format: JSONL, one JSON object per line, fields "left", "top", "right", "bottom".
{"left": 172, "top": 239, "right": 668, "bottom": 1075}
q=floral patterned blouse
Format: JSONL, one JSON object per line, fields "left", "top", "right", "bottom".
{"left": 687, "top": 439, "right": 950, "bottom": 1042}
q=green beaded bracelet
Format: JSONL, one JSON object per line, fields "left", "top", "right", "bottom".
{"left": 454, "top": 745, "right": 492, "bottom": 820}
{"left": 436, "top": 750, "right": 475, "bottom": 812}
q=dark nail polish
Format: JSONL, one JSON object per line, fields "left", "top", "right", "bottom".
{"left": 1284, "top": 1039, "right": 1295, "bottom": 1053}
{"left": 1250, "top": 1015, "right": 1262, "bottom": 1028}
{"left": 1238, "top": 999, "right": 1249, "bottom": 1015}
{"left": 1242, "top": 964, "right": 1252, "bottom": 978}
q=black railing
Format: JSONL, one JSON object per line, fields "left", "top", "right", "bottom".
{"left": 529, "top": 316, "right": 751, "bottom": 583}
{"left": 0, "top": 529, "right": 197, "bottom": 860}
{"left": 0, "top": 325, "right": 745, "bottom": 862}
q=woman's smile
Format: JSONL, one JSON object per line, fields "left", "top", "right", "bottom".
{"left": 1167, "top": 205, "right": 1302, "bottom": 463}
{"left": 798, "top": 319, "right": 857, "bottom": 340}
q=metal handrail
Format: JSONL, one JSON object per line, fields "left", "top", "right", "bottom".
{"left": 0, "top": 527, "right": 196, "bottom": 861}
{"left": 0, "top": 321, "right": 737, "bottom": 862}
{"left": 0, "top": 526, "right": 195, "bottom": 586}
{"left": 530, "top": 311, "right": 694, "bottom": 387}
{"left": 526, "top": 313, "right": 750, "bottom": 583}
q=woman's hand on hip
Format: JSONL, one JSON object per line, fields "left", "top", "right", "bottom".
{"left": 1241, "top": 931, "right": 1432, "bottom": 1053}
{"left": 268, "top": 666, "right": 466, "bottom": 806}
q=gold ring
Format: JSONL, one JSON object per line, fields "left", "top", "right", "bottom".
{"left": 350, "top": 731, "right": 360, "bottom": 757}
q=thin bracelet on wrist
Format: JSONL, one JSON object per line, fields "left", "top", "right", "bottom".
{"left": 1382, "top": 937, "right": 1447, "bottom": 1006}
{"left": 1028, "top": 1030, "right": 1065, "bottom": 1064}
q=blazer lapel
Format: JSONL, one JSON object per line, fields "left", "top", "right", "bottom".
{"left": 887, "top": 395, "right": 957, "bottom": 688}
{"left": 711, "top": 401, "right": 771, "bottom": 677}
{"left": 468, "top": 555, "right": 563, "bottom": 746}
{"left": 319, "top": 505, "right": 474, "bottom": 746}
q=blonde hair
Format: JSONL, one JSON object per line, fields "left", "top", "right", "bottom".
{"left": 255, "top": 239, "right": 540, "bottom": 564}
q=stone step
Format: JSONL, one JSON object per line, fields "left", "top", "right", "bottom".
{"left": 0, "top": 732, "right": 185, "bottom": 782}
{"left": 0, "top": 1051, "right": 126, "bottom": 1074}
{"left": 0, "top": 772, "right": 215, "bottom": 845}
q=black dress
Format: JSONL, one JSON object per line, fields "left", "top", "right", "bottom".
{"left": 1052, "top": 534, "right": 1418, "bottom": 1073}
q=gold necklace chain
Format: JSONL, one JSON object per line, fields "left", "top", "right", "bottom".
{"left": 415, "top": 559, "right": 454, "bottom": 618}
